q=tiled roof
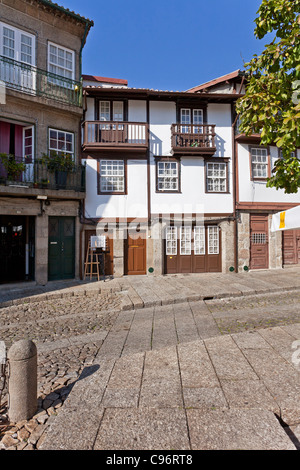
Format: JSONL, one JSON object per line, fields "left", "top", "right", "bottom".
{"left": 36, "top": 0, "right": 94, "bottom": 25}
{"left": 82, "top": 75, "right": 128, "bottom": 86}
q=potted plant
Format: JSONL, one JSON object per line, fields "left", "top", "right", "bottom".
{"left": 0, "top": 153, "right": 26, "bottom": 181}
{"left": 40, "top": 152, "right": 75, "bottom": 188}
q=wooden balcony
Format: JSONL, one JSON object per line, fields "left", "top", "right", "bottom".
{"left": 171, "top": 124, "right": 216, "bottom": 156}
{"left": 82, "top": 121, "right": 149, "bottom": 153}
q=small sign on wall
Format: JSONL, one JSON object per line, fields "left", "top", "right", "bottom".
{"left": 90, "top": 235, "right": 106, "bottom": 249}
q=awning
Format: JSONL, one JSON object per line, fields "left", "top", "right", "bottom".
{"left": 271, "top": 205, "right": 300, "bottom": 232}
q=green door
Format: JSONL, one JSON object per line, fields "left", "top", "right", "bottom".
{"left": 48, "top": 217, "right": 75, "bottom": 281}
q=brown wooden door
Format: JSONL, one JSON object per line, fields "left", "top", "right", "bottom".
{"left": 164, "top": 225, "right": 221, "bottom": 274}
{"left": 282, "top": 229, "right": 300, "bottom": 265}
{"left": 84, "top": 230, "right": 114, "bottom": 276}
{"left": 250, "top": 214, "right": 269, "bottom": 269}
{"left": 125, "top": 231, "right": 146, "bottom": 275}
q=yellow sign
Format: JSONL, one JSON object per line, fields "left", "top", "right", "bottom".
{"left": 279, "top": 211, "right": 286, "bottom": 229}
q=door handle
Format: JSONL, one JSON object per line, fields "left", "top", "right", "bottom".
{"left": 61, "top": 242, "right": 64, "bottom": 252}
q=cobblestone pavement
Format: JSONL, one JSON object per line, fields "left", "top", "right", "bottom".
{"left": 0, "top": 291, "right": 122, "bottom": 450}
{"left": 1, "top": 284, "right": 300, "bottom": 450}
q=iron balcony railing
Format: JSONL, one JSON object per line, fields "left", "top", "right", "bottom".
{"left": 0, "top": 156, "right": 86, "bottom": 192}
{"left": 0, "top": 55, "right": 82, "bottom": 107}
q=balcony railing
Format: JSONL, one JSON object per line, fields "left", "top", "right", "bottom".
{"left": 82, "top": 121, "right": 149, "bottom": 151}
{"left": 171, "top": 124, "right": 216, "bottom": 154}
{"left": 0, "top": 55, "right": 82, "bottom": 107}
{"left": 0, "top": 156, "right": 85, "bottom": 192}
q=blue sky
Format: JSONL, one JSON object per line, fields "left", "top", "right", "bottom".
{"left": 61, "top": 0, "right": 268, "bottom": 91}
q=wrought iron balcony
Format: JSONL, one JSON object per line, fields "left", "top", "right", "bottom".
{"left": 82, "top": 120, "right": 149, "bottom": 152}
{"left": 0, "top": 156, "right": 85, "bottom": 193}
{"left": 171, "top": 124, "right": 216, "bottom": 155}
{"left": 0, "top": 55, "right": 82, "bottom": 107}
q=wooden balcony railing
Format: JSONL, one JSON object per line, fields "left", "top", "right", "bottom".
{"left": 171, "top": 124, "right": 216, "bottom": 154}
{"left": 82, "top": 121, "right": 148, "bottom": 151}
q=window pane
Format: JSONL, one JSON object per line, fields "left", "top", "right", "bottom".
{"left": 166, "top": 226, "right": 177, "bottom": 255}
{"left": 194, "top": 226, "right": 205, "bottom": 255}
{"left": 206, "top": 162, "right": 227, "bottom": 192}
{"left": 157, "top": 161, "right": 179, "bottom": 191}
{"left": 180, "top": 226, "right": 192, "bottom": 255}
{"left": 208, "top": 226, "right": 219, "bottom": 254}
{"left": 100, "top": 160, "right": 124, "bottom": 192}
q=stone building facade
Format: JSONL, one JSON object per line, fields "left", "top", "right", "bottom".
{"left": 0, "top": 0, "right": 93, "bottom": 284}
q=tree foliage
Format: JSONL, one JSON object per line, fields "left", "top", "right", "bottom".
{"left": 236, "top": 0, "right": 300, "bottom": 193}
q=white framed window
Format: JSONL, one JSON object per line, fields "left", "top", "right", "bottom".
{"left": 48, "top": 42, "right": 75, "bottom": 81}
{"left": 208, "top": 226, "right": 219, "bottom": 255}
{"left": 0, "top": 22, "right": 35, "bottom": 64}
{"left": 49, "top": 129, "right": 74, "bottom": 158}
{"left": 157, "top": 161, "right": 179, "bottom": 191}
{"left": 166, "top": 226, "right": 177, "bottom": 255}
{"left": 194, "top": 226, "right": 205, "bottom": 255}
{"left": 99, "top": 160, "right": 125, "bottom": 193}
{"left": 99, "top": 101, "right": 110, "bottom": 121}
{"left": 180, "top": 226, "right": 192, "bottom": 255}
{"left": 251, "top": 147, "right": 268, "bottom": 179}
{"left": 193, "top": 109, "right": 203, "bottom": 133}
{"left": 206, "top": 162, "right": 227, "bottom": 192}
{"left": 22, "top": 125, "right": 34, "bottom": 182}
{"left": 180, "top": 108, "right": 191, "bottom": 133}
{"left": 23, "top": 126, "right": 34, "bottom": 162}
{"left": 113, "top": 102, "right": 124, "bottom": 121}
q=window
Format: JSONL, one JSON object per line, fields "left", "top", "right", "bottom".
{"left": 166, "top": 226, "right": 177, "bottom": 255}
{"left": 157, "top": 160, "right": 179, "bottom": 192}
{"left": 180, "top": 226, "right": 192, "bottom": 255}
{"left": 206, "top": 162, "right": 227, "bottom": 192}
{"left": 0, "top": 22, "right": 35, "bottom": 64}
{"left": 99, "top": 101, "right": 124, "bottom": 121}
{"left": 99, "top": 160, "right": 125, "bottom": 193}
{"left": 23, "top": 126, "right": 34, "bottom": 163}
{"left": 180, "top": 108, "right": 203, "bottom": 133}
{"left": 49, "top": 129, "right": 74, "bottom": 158}
{"left": 48, "top": 42, "right": 75, "bottom": 82}
{"left": 0, "top": 22, "right": 36, "bottom": 92}
{"left": 208, "top": 226, "right": 219, "bottom": 255}
{"left": 194, "top": 226, "right": 205, "bottom": 255}
{"left": 251, "top": 147, "right": 269, "bottom": 179}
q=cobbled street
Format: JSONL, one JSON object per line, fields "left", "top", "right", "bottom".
{"left": 1, "top": 281, "right": 300, "bottom": 449}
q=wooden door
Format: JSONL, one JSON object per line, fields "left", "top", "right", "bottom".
{"left": 48, "top": 217, "right": 75, "bottom": 281}
{"left": 282, "top": 229, "right": 300, "bottom": 265}
{"left": 125, "top": 231, "right": 146, "bottom": 275}
{"left": 250, "top": 214, "right": 269, "bottom": 269}
{"left": 164, "top": 225, "right": 221, "bottom": 274}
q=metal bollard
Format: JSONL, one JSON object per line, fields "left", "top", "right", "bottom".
{"left": 8, "top": 339, "right": 37, "bottom": 423}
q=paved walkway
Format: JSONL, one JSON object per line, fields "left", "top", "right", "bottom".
{"left": 2, "top": 266, "right": 300, "bottom": 310}
{"left": 2, "top": 268, "right": 300, "bottom": 450}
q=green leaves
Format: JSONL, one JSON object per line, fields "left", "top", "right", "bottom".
{"left": 237, "top": 0, "right": 300, "bottom": 193}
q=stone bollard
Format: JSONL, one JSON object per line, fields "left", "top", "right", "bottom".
{"left": 8, "top": 339, "right": 37, "bottom": 423}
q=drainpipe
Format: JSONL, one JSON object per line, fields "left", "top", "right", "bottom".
{"left": 231, "top": 103, "right": 239, "bottom": 273}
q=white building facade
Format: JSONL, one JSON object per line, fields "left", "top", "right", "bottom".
{"left": 80, "top": 74, "right": 239, "bottom": 277}
{"left": 189, "top": 70, "right": 300, "bottom": 272}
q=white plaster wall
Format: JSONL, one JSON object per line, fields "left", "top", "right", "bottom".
{"left": 83, "top": 159, "right": 148, "bottom": 219}
{"left": 238, "top": 144, "right": 300, "bottom": 202}
{"left": 207, "top": 103, "right": 232, "bottom": 158}
{"left": 149, "top": 101, "right": 176, "bottom": 156}
{"left": 150, "top": 156, "right": 233, "bottom": 215}
{"left": 128, "top": 100, "right": 147, "bottom": 122}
